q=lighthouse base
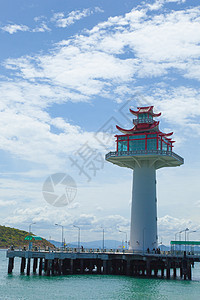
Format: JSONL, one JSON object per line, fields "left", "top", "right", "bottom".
{"left": 129, "top": 166, "right": 157, "bottom": 252}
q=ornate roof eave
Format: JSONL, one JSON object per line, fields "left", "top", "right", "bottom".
{"left": 116, "top": 125, "right": 136, "bottom": 135}
{"left": 116, "top": 121, "right": 159, "bottom": 134}
{"left": 159, "top": 132, "right": 173, "bottom": 137}
{"left": 129, "top": 107, "right": 161, "bottom": 117}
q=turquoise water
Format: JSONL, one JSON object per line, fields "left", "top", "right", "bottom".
{"left": 1, "top": 251, "right": 200, "bottom": 300}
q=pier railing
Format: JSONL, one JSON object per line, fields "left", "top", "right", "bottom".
{"left": 7, "top": 247, "right": 200, "bottom": 257}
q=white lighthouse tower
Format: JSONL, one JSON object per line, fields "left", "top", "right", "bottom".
{"left": 106, "top": 106, "right": 184, "bottom": 252}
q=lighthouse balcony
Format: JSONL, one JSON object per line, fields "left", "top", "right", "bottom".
{"left": 105, "top": 150, "right": 184, "bottom": 165}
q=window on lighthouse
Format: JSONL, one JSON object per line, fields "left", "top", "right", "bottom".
{"left": 138, "top": 113, "right": 148, "bottom": 122}
{"left": 162, "top": 142, "right": 168, "bottom": 151}
{"left": 118, "top": 141, "right": 127, "bottom": 151}
{"left": 129, "top": 139, "right": 145, "bottom": 151}
{"left": 158, "top": 140, "right": 162, "bottom": 150}
{"left": 130, "top": 135, "right": 146, "bottom": 139}
{"left": 147, "top": 139, "right": 157, "bottom": 150}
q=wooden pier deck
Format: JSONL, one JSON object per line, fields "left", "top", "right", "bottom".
{"left": 7, "top": 248, "right": 200, "bottom": 280}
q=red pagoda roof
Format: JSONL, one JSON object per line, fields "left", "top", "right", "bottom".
{"left": 130, "top": 106, "right": 161, "bottom": 117}
{"left": 159, "top": 132, "right": 173, "bottom": 137}
{"left": 116, "top": 121, "right": 159, "bottom": 134}
{"left": 116, "top": 106, "right": 174, "bottom": 137}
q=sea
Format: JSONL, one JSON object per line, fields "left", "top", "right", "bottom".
{"left": 1, "top": 250, "right": 200, "bottom": 300}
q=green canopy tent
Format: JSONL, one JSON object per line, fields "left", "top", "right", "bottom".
{"left": 171, "top": 241, "right": 200, "bottom": 245}
{"left": 170, "top": 240, "right": 200, "bottom": 253}
{"left": 25, "top": 235, "right": 43, "bottom": 250}
{"left": 24, "top": 235, "right": 42, "bottom": 241}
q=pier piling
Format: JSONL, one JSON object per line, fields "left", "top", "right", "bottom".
{"left": 26, "top": 258, "right": 31, "bottom": 276}
{"left": 20, "top": 257, "right": 26, "bottom": 274}
{"left": 39, "top": 258, "right": 43, "bottom": 275}
{"left": 8, "top": 257, "right": 14, "bottom": 274}
{"left": 33, "top": 258, "right": 38, "bottom": 273}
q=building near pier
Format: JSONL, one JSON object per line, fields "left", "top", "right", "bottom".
{"left": 106, "top": 106, "right": 184, "bottom": 252}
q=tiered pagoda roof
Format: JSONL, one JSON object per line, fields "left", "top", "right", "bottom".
{"left": 116, "top": 106, "right": 173, "bottom": 138}
{"left": 129, "top": 106, "right": 161, "bottom": 117}
{"left": 116, "top": 121, "right": 160, "bottom": 134}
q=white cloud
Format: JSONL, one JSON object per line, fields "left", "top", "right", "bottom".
{"left": 1, "top": 24, "right": 29, "bottom": 34}
{"left": 148, "top": 0, "right": 186, "bottom": 11}
{"left": 4, "top": 5, "right": 200, "bottom": 89}
{"left": 32, "top": 22, "right": 51, "bottom": 33}
{"left": 96, "top": 206, "right": 103, "bottom": 212}
{"left": 0, "top": 200, "right": 17, "bottom": 207}
{"left": 0, "top": 107, "right": 108, "bottom": 167}
{"left": 158, "top": 215, "right": 193, "bottom": 232}
{"left": 1, "top": 7, "right": 103, "bottom": 36}
{"left": 52, "top": 7, "right": 103, "bottom": 28}
{"left": 158, "top": 215, "right": 200, "bottom": 244}
{"left": 93, "top": 215, "right": 130, "bottom": 232}
{"left": 68, "top": 202, "right": 80, "bottom": 209}
{"left": 1, "top": 19, "right": 51, "bottom": 35}
{"left": 0, "top": 3, "right": 200, "bottom": 170}
{"left": 3, "top": 205, "right": 130, "bottom": 241}
{"left": 142, "top": 86, "right": 200, "bottom": 136}
{"left": 4, "top": 203, "right": 199, "bottom": 244}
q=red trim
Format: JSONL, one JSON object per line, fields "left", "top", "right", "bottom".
{"left": 116, "top": 125, "right": 135, "bottom": 134}
{"left": 116, "top": 121, "right": 159, "bottom": 134}
{"left": 152, "top": 112, "right": 161, "bottom": 117}
{"left": 129, "top": 106, "right": 153, "bottom": 115}
{"left": 116, "top": 134, "right": 175, "bottom": 152}
{"left": 129, "top": 106, "right": 161, "bottom": 117}
{"left": 159, "top": 132, "right": 173, "bottom": 137}
{"left": 157, "top": 135, "right": 158, "bottom": 150}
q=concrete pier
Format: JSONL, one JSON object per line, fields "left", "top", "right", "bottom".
{"left": 7, "top": 249, "right": 200, "bottom": 280}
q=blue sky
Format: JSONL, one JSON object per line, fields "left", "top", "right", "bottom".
{"left": 0, "top": 0, "right": 200, "bottom": 245}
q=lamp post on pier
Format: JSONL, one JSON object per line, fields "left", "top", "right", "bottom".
{"left": 175, "top": 231, "right": 180, "bottom": 252}
{"left": 119, "top": 230, "right": 127, "bottom": 250}
{"left": 179, "top": 229, "right": 185, "bottom": 252}
{"left": 184, "top": 228, "right": 189, "bottom": 252}
{"left": 101, "top": 227, "right": 105, "bottom": 251}
{"left": 188, "top": 230, "right": 197, "bottom": 253}
{"left": 55, "top": 223, "right": 64, "bottom": 250}
{"left": 175, "top": 232, "right": 179, "bottom": 241}
{"left": 158, "top": 236, "right": 163, "bottom": 249}
{"left": 188, "top": 230, "right": 197, "bottom": 241}
{"left": 73, "top": 225, "right": 80, "bottom": 252}
{"left": 28, "top": 222, "right": 36, "bottom": 250}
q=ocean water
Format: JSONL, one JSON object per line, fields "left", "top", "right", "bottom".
{"left": 1, "top": 250, "right": 200, "bottom": 300}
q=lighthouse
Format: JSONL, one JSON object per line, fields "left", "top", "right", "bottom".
{"left": 105, "top": 106, "right": 184, "bottom": 252}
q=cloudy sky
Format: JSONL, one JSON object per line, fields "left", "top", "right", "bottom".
{"left": 0, "top": 0, "right": 200, "bottom": 246}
